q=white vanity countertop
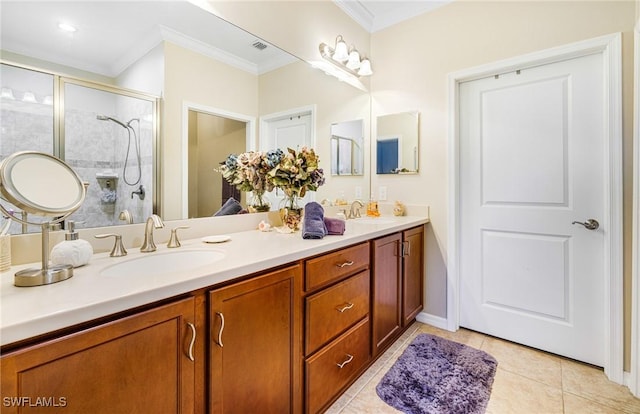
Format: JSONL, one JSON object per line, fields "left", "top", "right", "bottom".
{"left": 1, "top": 215, "right": 428, "bottom": 347}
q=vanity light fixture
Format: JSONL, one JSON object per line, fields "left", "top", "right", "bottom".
{"left": 319, "top": 35, "right": 373, "bottom": 78}
{"left": 22, "top": 91, "right": 37, "bottom": 103}
{"left": 1, "top": 87, "right": 15, "bottom": 100}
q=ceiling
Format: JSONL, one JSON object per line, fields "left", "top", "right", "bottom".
{"left": 0, "top": 0, "right": 450, "bottom": 79}
{"left": 0, "top": 1, "right": 296, "bottom": 78}
{"left": 335, "top": 0, "right": 454, "bottom": 33}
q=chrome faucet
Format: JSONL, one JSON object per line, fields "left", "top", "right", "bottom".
{"left": 140, "top": 214, "right": 164, "bottom": 252}
{"left": 348, "top": 200, "right": 364, "bottom": 219}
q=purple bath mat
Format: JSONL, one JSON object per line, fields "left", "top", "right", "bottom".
{"left": 376, "top": 333, "right": 498, "bottom": 414}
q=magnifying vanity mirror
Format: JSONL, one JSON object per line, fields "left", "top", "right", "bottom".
{"left": 0, "top": 151, "right": 86, "bottom": 286}
{"left": 330, "top": 119, "right": 364, "bottom": 176}
{"left": 376, "top": 111, "right": 419, "bottom": 174}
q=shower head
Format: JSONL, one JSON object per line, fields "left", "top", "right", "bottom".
{"left": 96, "top": 114, "right": 128, "bottom": 129}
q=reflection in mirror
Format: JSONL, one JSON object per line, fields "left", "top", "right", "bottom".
{"left": 188, "top": 110, "right": 248, "bottom": 217}
{"left": 2, "top": 1, "right": 371, "bottom": 229}
{"left": 65, "top": 81, "right": 156, "bottom": 228}
{"left": 376, "top": 112, "right": 419, "bottom": 174}
{"left": 331, "top": 119, "right": 364, "bottom": 176}
{"left": 0, "top": 62, "right": 158, "bottom": 234}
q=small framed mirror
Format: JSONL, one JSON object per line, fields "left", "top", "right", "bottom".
{"left": 376, "top": 111, "right": 419, "bottom": 174}
{"left": 330, "top": 119, "right": 364, "bottom": 176}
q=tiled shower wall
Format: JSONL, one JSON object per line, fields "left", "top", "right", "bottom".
{"left": 64, "top": 88, "right": 154, "bottom": 228}
{"left": 1, "top": 76, "right": 154, "bottom": 234}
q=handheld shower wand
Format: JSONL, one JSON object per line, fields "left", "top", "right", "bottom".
{"left": 97, "top": 114, "right": 143, "bottom": 186}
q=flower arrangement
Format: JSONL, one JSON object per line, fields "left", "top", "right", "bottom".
{"left": 218, "top": 151, "right": 277, "bottom": 194}
{"left": 218, "top": 150, "right": 279, "bottom": 211}
{"left": 217, "top": 147, "right": 324, "bottom": 214}
{"left": 267, "top": 147, "right": 325, "bottom": 209}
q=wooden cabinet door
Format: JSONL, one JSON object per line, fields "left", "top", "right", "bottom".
{"left": 371, "top": 232, "right": 402, "bottom": 357}
{"left": 402, "top": 226, "right": 424, "bottom": 326}
{"left": 0, "top": 297, "right": 196, "bottom": 414}
{"left": 209, "top": 265, "right": 302, "bottom": 414}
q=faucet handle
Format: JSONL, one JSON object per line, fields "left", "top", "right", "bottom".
{"left": 167, "top": 226, "right": 189, "bottom": 248}
{"left": 95, "top": 233, "right": 128, "bottom": 257}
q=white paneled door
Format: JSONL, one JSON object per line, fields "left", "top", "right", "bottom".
{"left": 459, "top": 52, "right": 605, "bottom": 366}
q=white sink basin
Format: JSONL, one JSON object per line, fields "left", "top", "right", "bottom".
{"left": 101, "top": 249, "right": 226, "bottom": 278}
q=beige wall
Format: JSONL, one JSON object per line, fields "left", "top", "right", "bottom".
{"left": 370, "top": 0, "right": 636, "bottom": 368}
{"left": 162, "top": 41, "right": 259, "bottom": 220}
{"left": 209, "top": 0, "right": 370, "bottom": 66}
{"left": 258, "top": 60, "right": 371, "bottom": 202}
{"left": 211, "top": 0, "right": 636, "bottom": 372}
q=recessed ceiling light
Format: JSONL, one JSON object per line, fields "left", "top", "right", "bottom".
{"left": 58, "top": 22, "right": 77, "bottom": 33}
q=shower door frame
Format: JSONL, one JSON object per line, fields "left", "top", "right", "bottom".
{"left": 1, "top": 60, "right": 161, "bottom": 225}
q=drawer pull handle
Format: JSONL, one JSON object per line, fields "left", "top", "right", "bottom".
{"left": 337, "top": 261, "right": 354, "bottom": 268}
{"left": 336, "top": 302, "right": 354, "bottom": 313}
{"left": 187, "top": 322, "right": 196, "bottom": 362}
{"left": 336, "top": 354, "right": 354, "bottom": 369}
{"left": 216, "top": 312, "right": 225, "bottom": 348}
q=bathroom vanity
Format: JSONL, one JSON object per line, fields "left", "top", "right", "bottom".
{"left": 0, "top": 216, "right": 427, "bottom": 414}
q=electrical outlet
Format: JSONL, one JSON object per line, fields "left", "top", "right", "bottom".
{"left": 355, "top": 186, "right": 362, "bottom": 199}
{"left": 378, "top": 186, "right": 387, "bottom": 201}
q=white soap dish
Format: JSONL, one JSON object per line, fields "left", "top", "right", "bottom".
{"left": 202, "top": 235, "right": 231, "bottom": 244}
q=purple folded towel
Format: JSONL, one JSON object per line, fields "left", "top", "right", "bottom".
{"left": 324, "top": 217, "right": 345, "bottom": 235}
{"left": 302, "top": 202, "right": 327, "bottom": 239}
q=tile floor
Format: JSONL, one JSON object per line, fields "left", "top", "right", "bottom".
{"left": 326, "top": 323, "right": 640, "bottom": 414}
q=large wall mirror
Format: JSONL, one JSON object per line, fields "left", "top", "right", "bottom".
{"left": 1, "top": 1, "right": 370, "bottom": 234}
{"left": 376, "top": 111, "right": 419, "bottom": 174}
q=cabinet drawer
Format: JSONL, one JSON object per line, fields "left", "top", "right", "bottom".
{"left": 305, "top": 270, "right": 369, "bottom": 355}
{"left": 305, "top": 242, "right": 369, "bottom": 291}
{"left": 305, "top": 317, "right": 370, "bottom": 414}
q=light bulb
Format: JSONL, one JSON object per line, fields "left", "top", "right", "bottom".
{"left": 346, "top": 50, "right": 361, "bottom": 70}
{"left": 358, "top": 58, "right": 373, "bottom": 76}
{"left": 332, "top": 36, "right": 349, "bottom": 62}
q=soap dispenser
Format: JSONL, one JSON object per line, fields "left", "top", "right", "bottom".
{"left": 366, "top": 193, "right": 380, "bottom": 217}
{"left": 51, "top": 220, "right": 94, "bottom": 268}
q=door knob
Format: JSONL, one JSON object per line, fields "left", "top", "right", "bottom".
{"left": 572, "top": 219, "right": 599, "bottom": 230}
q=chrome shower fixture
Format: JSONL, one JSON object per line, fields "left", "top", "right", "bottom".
{"left": 96, "top": 114, "right": 128, "bottom": 129}
{"left": 96, "top": 114, "right": 142, "bottom": 186}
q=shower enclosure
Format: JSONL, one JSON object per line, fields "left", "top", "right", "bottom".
{"left": 0, "top": 62, "right": 159, "bottom": 234}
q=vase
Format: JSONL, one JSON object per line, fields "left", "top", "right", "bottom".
{"left": 279, "top": 194, "right": 303, "bottom": 231}
{"left": 248, "top": 191, "right": 270, "bottom": 213}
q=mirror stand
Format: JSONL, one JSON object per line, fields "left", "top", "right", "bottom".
{"left": 14, "top": 221, "right": 73, "bottom": 287}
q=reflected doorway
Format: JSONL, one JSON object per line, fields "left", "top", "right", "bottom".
{"left": 186, "top": 108, "right": 253, "bottom": 218}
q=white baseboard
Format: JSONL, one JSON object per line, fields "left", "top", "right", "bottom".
{"left": 416, "top": 312, "right": 451, "bottom": 331}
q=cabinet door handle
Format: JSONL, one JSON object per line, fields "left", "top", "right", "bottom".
{"left": 336, "top": 354, "right": 354, "bottom": 368}
{"left": 187, "top": 322, "right": 196, "bottom": 362}
{"left": 336, "top": 302, "right": 354, "bottom": 313}
{"left": 216, "top": 312, "right": 225, "bottom": 348}
{"left": 337, "top": 260, "right": 354, "bottom": 268}
{"left": 401, "top": 240, "right": 411, "bottom": 257}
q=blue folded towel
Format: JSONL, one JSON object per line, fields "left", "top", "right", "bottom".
{"left": 302, "top": 202, "right": 327, "bottom": 239}
{"left": 214, "top": 197, "right": 243, "bottom": 216}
